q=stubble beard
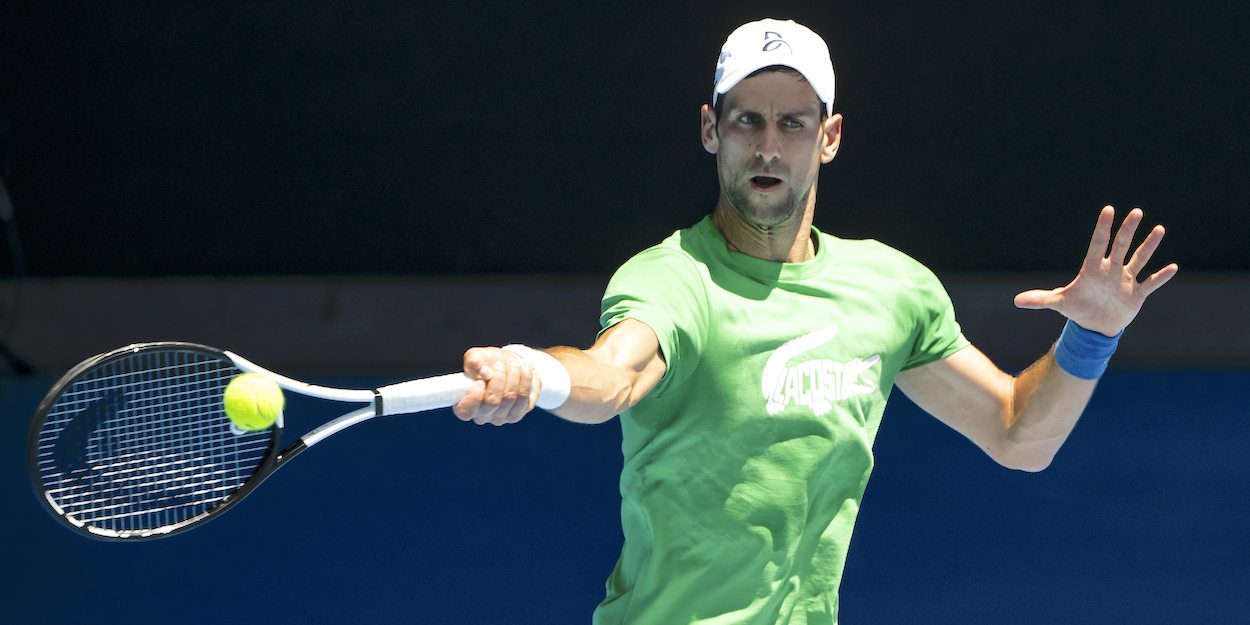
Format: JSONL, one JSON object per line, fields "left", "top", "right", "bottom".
{"left": 720, "top": 164, "right": 808, "bottom": 229}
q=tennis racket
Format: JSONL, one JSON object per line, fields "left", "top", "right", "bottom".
{"left": 26, "top": 341, "right": 475, "bottom": 541}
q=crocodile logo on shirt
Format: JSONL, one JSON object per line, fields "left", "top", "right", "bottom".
{"left": 762, "top": 325, "right": 881, "bottom": 416}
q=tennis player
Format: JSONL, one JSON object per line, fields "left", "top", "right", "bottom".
{"left": 453, "top": 18, "right": 1177, "bottom": 625}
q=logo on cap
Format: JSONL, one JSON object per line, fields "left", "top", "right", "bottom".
{"left": 762, "top": 31, "right": 793, "bottom": 54}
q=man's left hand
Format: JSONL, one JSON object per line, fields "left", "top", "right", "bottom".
{"left": 1014, "top": 205, "right": 1179, "bottom": 337}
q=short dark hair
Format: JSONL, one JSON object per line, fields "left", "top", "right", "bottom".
{"left": 712, "top": 65, "right": 831, "bottom": 132}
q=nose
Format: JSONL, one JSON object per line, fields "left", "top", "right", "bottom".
{"left": 756, "top": 124, "right": 782, "bottom": 162}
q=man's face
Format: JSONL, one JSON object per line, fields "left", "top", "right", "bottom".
{"left": 702, "top": 71, "right": 841, "bottom": 228}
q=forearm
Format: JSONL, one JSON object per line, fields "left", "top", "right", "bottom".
{"left": 458, "top": 318, "right": 666, "bottom": 426}
{"left": 999, "top": 349, "right": 1098, "bottom": 470}
{"left": 896, "top": 342, "right": 1102, "bottom": 472}
{"left": 543, "top": 345, "right": 662, "bottom": 424}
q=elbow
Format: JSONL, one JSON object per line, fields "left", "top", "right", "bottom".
{"left": 988, "top": 407, "right": 1060, "bottom": 472}
{"left": 990, "top": 442, "right": 1056, "bottom": 473}
{"left": 1001, "top": 455, "right": 1053, "bottom": 473}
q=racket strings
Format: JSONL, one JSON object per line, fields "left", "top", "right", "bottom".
{"left": 34, "top": 349, "right": 273, "bottom": 537}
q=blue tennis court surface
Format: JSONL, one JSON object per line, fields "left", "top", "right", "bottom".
{"left": 3, "top": 370, "right": 1246, "bottom": 624}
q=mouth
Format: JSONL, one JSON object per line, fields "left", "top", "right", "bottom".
{"left": 750, "top": 176, "right": 783, "bottom": 192}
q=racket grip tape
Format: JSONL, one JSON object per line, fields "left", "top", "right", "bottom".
{"left": 375, "top": 373, "right": 476, "bottom": 416}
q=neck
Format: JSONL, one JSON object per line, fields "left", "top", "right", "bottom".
{"left": 710, "top": 193, "right": 817, "bottom": 264}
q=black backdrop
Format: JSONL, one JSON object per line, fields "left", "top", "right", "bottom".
{"left": 1, "top": 0, "right": 1246, "bottom": 277}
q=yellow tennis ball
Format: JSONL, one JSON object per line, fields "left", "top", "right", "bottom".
{"left": 223, "top": 373, "right": 284, "bottom": 431}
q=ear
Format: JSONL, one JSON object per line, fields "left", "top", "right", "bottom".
{"left": 700, "top": 104, "right": 719, "bottom": 154}
{"left": 819, "top": 113, "right": 843, "bottom": 164}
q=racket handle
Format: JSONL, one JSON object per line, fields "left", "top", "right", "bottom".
{"left": 376, "top": 372, "right": 476, "bottom": 416}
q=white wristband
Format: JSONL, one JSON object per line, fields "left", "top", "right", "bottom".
{"left": 502, "top": 344, "right": 570, "bottom": 410}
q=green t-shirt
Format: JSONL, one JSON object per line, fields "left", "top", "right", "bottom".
{"left": 593, "top": 216, "right": 969, "bottom": 625}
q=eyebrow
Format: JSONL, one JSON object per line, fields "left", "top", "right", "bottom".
{"left": 730, "top": 106, "right": 821, "bottom": 119}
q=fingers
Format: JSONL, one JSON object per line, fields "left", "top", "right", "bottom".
{"left": 1083, "top": 206, "right": 1116, "bottom": 269}
{"left": 1088, "top": 206, "right": 1170, "bottom": 278}
{"left": 1139, "top": 262, "right": 1180, "bottom": 298}
{"left": 479, "top": 357, "right": 529, "bottom": 425}
{"left": 1125, "top": 224, "right": 1165, "bottom": 277}
{"left": 452, "top": 378, "right": 488, "bottom": 421}
{"left": 1095, "top": 206, "right": 1172, "bottom": 287}
{"left": 478, "top": 358, "right": 511, "bottom": 419}
{"left": 1108, "top": 208, "right": 1143, "bottom": 264}
{"left": 1025, "top": 205, "right": 1175, "bottom": 335}
{"left": 1014, "top": 287, "right": 1064, "bottom": 311}
{"left": 506, "top": 360, "right": 537, "bottom": 423}
{"left": 452, "top": 347, "right": 536, "bottom": 426}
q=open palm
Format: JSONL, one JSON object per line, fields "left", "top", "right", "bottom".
{"left": 1014, "top": 206, "right": 1178, "bottom": 337}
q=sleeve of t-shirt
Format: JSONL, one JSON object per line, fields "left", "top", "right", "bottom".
{"left": 599, "top": 246, "right": 708, "bottom": 396}
{"left": 900, "top": 258, "right": 970, "bottom": 371}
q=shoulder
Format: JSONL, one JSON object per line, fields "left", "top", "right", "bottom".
{"left": 609, "top": 223, "right": 712, "bottom": 286}
{"left": 820, "top": 234, "right": 936, "bottom": 280}
{"left": 601, "top": 223, "right": 714, "bottom": 385}
{"left": 818, "top": 234, "right": 954, "bottom": 314}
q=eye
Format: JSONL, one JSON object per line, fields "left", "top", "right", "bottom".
{"left": 737, "top": 113, "right": 761, "bottom": 125}
{"left": 782, "top": 119, "right": 804, "bottom": 129}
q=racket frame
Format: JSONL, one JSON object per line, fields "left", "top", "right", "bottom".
{"left": 26, "top": 341, "right": 471, "bottom": 541}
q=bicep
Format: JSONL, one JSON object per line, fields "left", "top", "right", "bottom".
{"left": 585, "top": 318, "right": 667, "bottom": 400}
{"left": 894, "top": 344, "right": 1014, "bottom": 454}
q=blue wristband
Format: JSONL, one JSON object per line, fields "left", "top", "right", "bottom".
{"left": 1053, "top": 319, "right": 1122, "bottom": 380}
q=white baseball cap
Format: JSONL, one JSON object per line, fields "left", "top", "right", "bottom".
{"left": 713, "top": 19, "right": 836, "bottom": 116}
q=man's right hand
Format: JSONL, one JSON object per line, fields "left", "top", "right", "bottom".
{"left": 453, "top": 347, "right": 539, "bottom": 426}
{"left": 453, "top": 319, "right": 666, "bottom": 426}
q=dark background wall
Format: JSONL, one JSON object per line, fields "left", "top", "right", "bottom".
{"left": 1, "top": 0, "right": 1246, "bottom": 277}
